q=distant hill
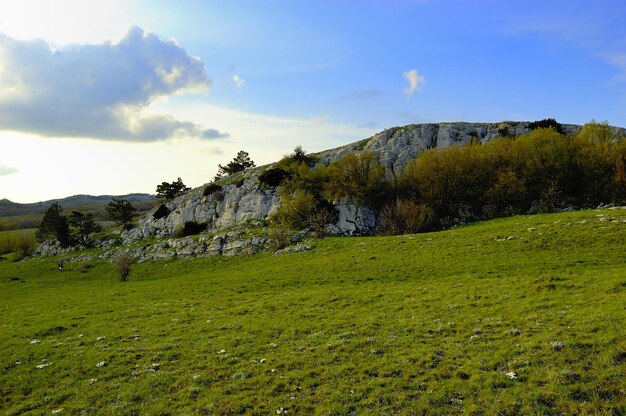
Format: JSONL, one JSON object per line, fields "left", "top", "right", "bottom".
{"left": 0, "top": 194, "right": 157, "bottom": 230}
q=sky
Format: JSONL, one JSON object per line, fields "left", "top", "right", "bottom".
{"left": 1, "top": 0, "right": 625, "bottom": 203}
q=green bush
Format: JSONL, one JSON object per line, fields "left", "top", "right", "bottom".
{"left": 153, "top": 204, "right": 170, "bottom": 220}
{"left": 203, "top": 183, "right": 222, "bottom": 196}
{"left": 258, "top": 167, "right": 291, "bottom": 188}
{"left": 268, "top": 224, "right": 293, "bottom": 251}
{"left": 270, "top": 191, "right": 318, "bottom": 230}
{"left": 177, "top": 221, "right": 207, "bottom": 237}
{"left": 529, "top": 118, "right": 563, "bottom": 134}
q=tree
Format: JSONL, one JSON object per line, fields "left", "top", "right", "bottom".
{"left": 156, "top": 177, "right": 191, "bottom": 200}
{"left": 68, "top": 211, "right": 102, "bottom": 246}
{"left": 105, "top": 198, "right": 137, "bottom": 228}
{"left": 36, "top": 202, "right": 72, "bottom": 247}
{"left": 215, "top": 150, "right": 255, "bottom": 179}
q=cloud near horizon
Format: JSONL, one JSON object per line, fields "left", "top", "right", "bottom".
{"left": 403, "top": 69, "right": 425, "bottom": 97}
{"left": 0, "top": 26, "right": 227, "bottom": 141}
{"left": 0, "top": 165, "right": 18, "bottom": 176}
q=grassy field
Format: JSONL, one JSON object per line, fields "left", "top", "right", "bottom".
{"left": 1, "top": 209, "right": 625, "bottom": 415}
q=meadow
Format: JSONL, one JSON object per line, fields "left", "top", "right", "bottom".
{"left": 1, "top": 208, "right": 625, "bottom": 415}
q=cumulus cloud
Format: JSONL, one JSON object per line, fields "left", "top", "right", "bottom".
{"left": 0, "top": 165, "right": 18, "bottom": 175}
{"left": 0, "top": 26, "right": 226, "bottom": 141}
{"left": 403, "top": 69, "right": 425, "bottom": 97}
{"left": 231, "top": 74, "right": 245, "bottom": 87}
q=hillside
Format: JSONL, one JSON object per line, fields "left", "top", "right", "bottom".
{"left": 1, "top": 208, "right": 625, "bottom": 414}
{"left": 0, "top": 194, "right": 157, "bottom": 231}
{"left": 0, "top": 194, "right": 156, "bottom": 217}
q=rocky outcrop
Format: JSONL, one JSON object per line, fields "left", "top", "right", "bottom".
{"left": 135, "top": 121, "right": 621, "bottom": 238}
{"left": 144, "top": 179, "right": 279, "bottom": 235}
{"left": 315, "top": 122, "right": 584, "bottom": 180}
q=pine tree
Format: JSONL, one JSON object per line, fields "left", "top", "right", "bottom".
{"left": 68, "top": 211, "right": 102, "bottom": 246}
{"left": 215, "top": 150, "right": 255, "bottom": 178}
{"left": 35, "top": 202, "right": 73, "bottom": 247}
{"left": 156, "top": 177, "right": 191, "bottom": 200}
{"left": 105, "top": 198, "right": 137, "bottom": 228}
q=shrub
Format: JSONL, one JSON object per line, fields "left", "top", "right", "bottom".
{"left": 0, "top": 235, "right": 36, "bottom": 258}
{"left": 114, "top": 252, "right": 135, "bottom": 282}
{"left": 376, "top": 199, "right": 435, "bottom": 235}
{"left": 15, "top": 236, "right": 36, "bottom": 260}
{"left": 283, "top": 145, "right": 316, "bottom": 167}
{"left": 153, "top": 204, "right": 170, "bottom": 220}
{"left": 308, "top": 204, "right": 338, "bottom": 238}
{"left": 529, "top": 118, "right": 563, "bottom": 134}
{"left": 268, "top": 224, "right": 293, "bottom": 251}
{"left": 259, "top": 167, "right": 291, "bottom": 188}
{"left": 211, "top": 190, "right": 225, "bottom": 202}
{"left": 176, "top": 221, "right": 208, "bottom": 237}
{"left": 113, "top": 251, "right": 137, "bottom": 282}
{"left": 270, "top": 191, "right": 318, "bottom": 230}
{"left": 324, "top": 152, "right": 387, "bottom": 201}
{"left": 203, "top": 183, "right": 222, "bottom": 196}
{"left": 538, "top": 180, "right": 561, "bottom": 213}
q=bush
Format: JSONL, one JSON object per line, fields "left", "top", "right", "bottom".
{"left": 259, "top": 167, "right": 291, "bottom": 188}
{"left": 529, "top": 118, "right": 563, "bottom": 134}
{"left": 211, "top": 190, "right": 225, "bottom": 202}
{"left": 268, "top": 224, "right": 293, "bottom": 251}
{"left": 376, "top": 199, "right": 435, "bottom": 235}
{"left": 0, "top": 235, "right": 36, "bottom": 258}
{"left": 282, "top": 146, "right": 316, "bottom": 167}
{"left": 203, "top": 183, "right": 222, "bottom": 196}
{"left": 16, "top": 236, "right": 36, "bottom": 260}
{"left": 114, "top": 252, "right": 135, "bottom": 282}
{"left": 176, "top": 221, "right": 207, "bottom": 237}
{"left": 308, "top": 204, "right": 338, "bottom": 238}
{"left": 324, "top": 152, "right": 387, "bottom": 201}
{"left": 270, "top": 191, "right": 318, "bottom": 230}
{"left": 153, "top": 204, "right": 170, "bottom": 220}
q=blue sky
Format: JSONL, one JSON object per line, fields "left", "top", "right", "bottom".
{"left": 1, "top": 0, "right": 625, "bottom": 202}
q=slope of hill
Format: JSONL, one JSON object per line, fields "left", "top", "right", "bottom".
{"left": 1, "top": 208, "right": 624, "bottom": 414}
{"left": 0, "top": 194, "right": 157, "bottom": 231}
{"left": 0, "top": 194, "right": 156, "bottom": 217}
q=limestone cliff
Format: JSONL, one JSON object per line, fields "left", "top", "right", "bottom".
{"left": 131, "top": 121, "right": 617, "bottom": 239}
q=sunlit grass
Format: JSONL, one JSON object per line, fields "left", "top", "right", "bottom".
{"left": 1, "top": 209, "right": 625, "bottom": 414}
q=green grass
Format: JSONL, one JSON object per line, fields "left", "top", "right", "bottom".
{"left": 1, "top": 209, "right": 625, "bottom": 415}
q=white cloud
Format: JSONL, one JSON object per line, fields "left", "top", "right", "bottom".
{"left": 231, "top": 74, "right": 245, "bottom": 87}
{"left": 403, "top": 69, "right": 425, "bottom": 97}
{"left": 605, "top": 53, "right": 626, "bottom": 81}
{"left": 0, "top": 26, "right": 226, "bottom": 141}
{"left": 0, "top": 165, "right": 18, "bottom": 175}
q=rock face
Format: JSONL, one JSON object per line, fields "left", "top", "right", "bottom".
{"left": 135, "top": 121, "right": 611, "bottom": 237}
{"left": 146, "top": 179, "right": 279, "bottom": 235}
{"left": 316, "top": 122, "right": 583, "bottom": 181}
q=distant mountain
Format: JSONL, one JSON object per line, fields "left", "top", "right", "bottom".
{"left": 0, "top": 193, "right": 156, "bottom": 218}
